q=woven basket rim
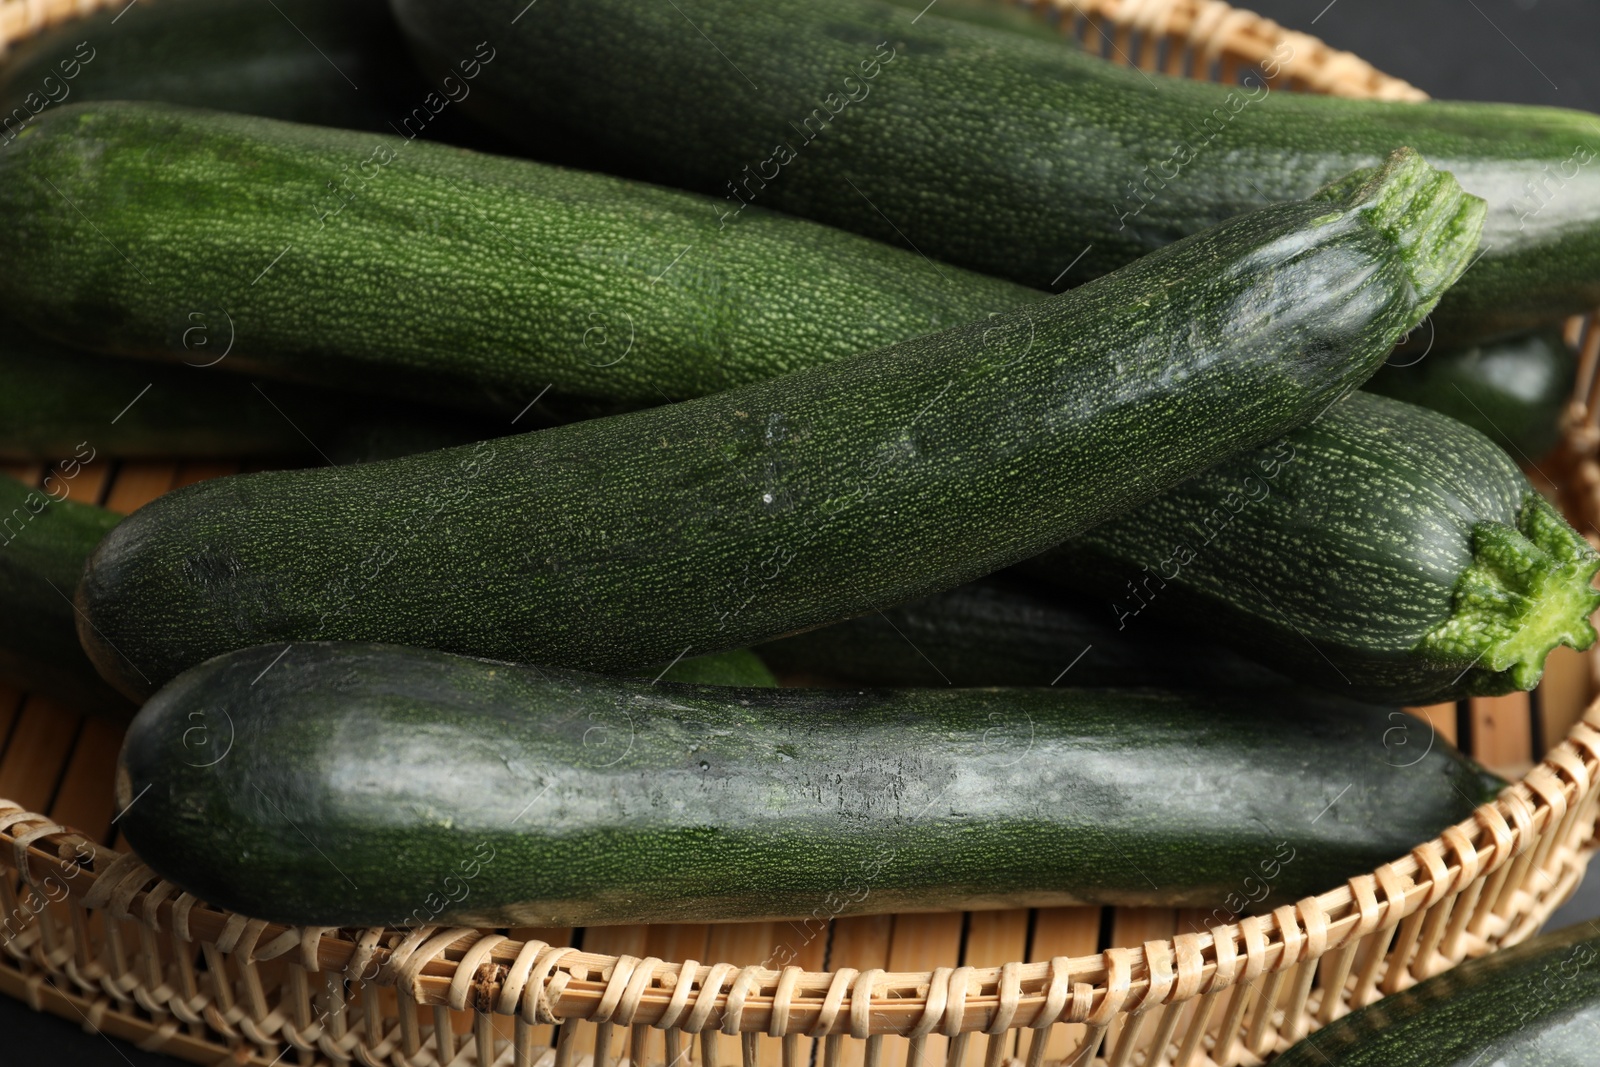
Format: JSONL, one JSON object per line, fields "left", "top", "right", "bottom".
{"left": 1034, "top": 0, "right": 1427, "bottom": 100}
{"left": 0, "top": 0, "right": 1593, "bottom": 1058}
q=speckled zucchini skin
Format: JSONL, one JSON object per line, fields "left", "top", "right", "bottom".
{"left": 1365, "top": 330, "right": 1575, "bottom": 459}
{"left": 758, "top": 576, "right": 1285, "bottom": 688}
{"left": 1276, "top": 921, "right": 1600, "bottom": 1067}
{"left": 0, "top": 0, "right": 418, "bottom": 136}
{"left": 75, "top": 152, "right": 1482, "bottom": 700}
{"left": 116, "top": 642, "right": 1504, "bottom": 927}
{"left": 1028, "top": 392, "right": 1600, "bottom": 704}
{"left": 0, "top": 102, "right": 1033, "bottom": 410}
{"left": 0, "top": 476, "right": 129, "bottom": 717}
{"left": 392, "top": 0, "right": 1600, "bottom": 343}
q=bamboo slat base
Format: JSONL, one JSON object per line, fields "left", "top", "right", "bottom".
{"left": 1, "top": 0, "right": 1597, "bottom": 1065}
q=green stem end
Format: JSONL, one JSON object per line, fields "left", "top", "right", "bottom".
{"left": 1313, "top": 147, "right": 1488, "bottom": 330}
{"left": 1421, "top": 494, "right": 1600, "bottom": 694}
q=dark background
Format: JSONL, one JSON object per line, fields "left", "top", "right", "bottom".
{"left": 5, "top": 0, "right": 1599, "bottom": 1062}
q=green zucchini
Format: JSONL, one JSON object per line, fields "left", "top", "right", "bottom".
{"left": 1365, "top": 329, "right": 1575, "bottom": 459}
{"left": 75, "top": 149, "right": 1482, "bottom": 700}
{"left": 757, "top": 576, "right": 1285, "bottom": 689}
{"left": 0, "top": 101, "right": 1033, "bottom": 411}
{"left": 1025, "top": 391, "right": 1600, "bottom": 704}
{"left": 1276, "top": 920, "right": 1600, "bottom": 1066}
{"left": 0, "top": 0, "right": 420, "bottom": 137}
{"left": 638, "top": 648, "right": 777, "bottom": 688}
{"left": 115, "top": 641, "right": 1505, "bottom": 927}
{"left": 395, "top": 0, "right": 1600, "bottom": 343}
{"left": 0, "top": 475, "right": 130, "bottom": 717}
{"left": 0, "top": 314, "right": 493, "bottom": 462}
{"left": 878, "top": 0, "right": 1066, "bottom": 41}
{"left": 0, "top": 463, "right": 769, "bottom": 711}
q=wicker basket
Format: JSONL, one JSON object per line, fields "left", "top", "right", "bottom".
{"left": 3, "top": 0, "right": 1599, "bottom": 1064}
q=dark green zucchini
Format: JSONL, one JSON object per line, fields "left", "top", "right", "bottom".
{"left": 1366, "top": 329, "right": 1575, "bottom": 459}
{"left": 878, "top": 0, "right": 1066, "bottom": 41}
{"left": 0, "top": 101, "right": 1033, "bottom": 411}
{"left": 0, "top": 464, "right": 770, "bottom": 712}
{"left": 116, "top": 641, "right": 1505, "bottom": 927}
{"left": 1025, "top": 391, "right": 1600, "bottom": 704}
{"left": 395, "top": 0, "right": 1600, "bottom": 343}
{"left": 0, "top": 0, "right": 419, "bottom": 137}
{"left": 0, "top": 315, "right": 495, "bottom": 462}
{"left": 0, "top": 475, "right": 129, "bottom": 716}
{"left": 75, "top": 149, "right": 1482, "bottom": 700}
{"left": 758, "top": 576, "right": 1285, "bottom": 688}
{"left": 1276, "top": 920, "right": 1600, "bottom": 1066}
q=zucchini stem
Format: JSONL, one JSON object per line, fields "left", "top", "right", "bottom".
{"left": 1420, "top": 494, "right": 1600, "bottom": 693}
{"left": 1326, "top": 148, "right": 1488, "bottom": 328}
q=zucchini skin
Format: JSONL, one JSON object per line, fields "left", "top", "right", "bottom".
{"left": 1365, "top": 330, "right": 1575, "bottom": 459}
{"left": 75, "top": 151, "right": 1483, "bottom": 700}
{"left": 0, "top": 102, "right": 1033, "bottom": 410}
{"left": 116, "top": 642, "right": 1505, "bottom": 927}
{"left": 0, "top": 318, "right": 491, "bottom": 462}
{"left": 1027, "top": 392, "right": 1600, "bottom": 704}
{"left": 0, "top": 0, "right": 419, "bottom": 136}
{"left": 0, "top": 476, "right": 130, "bottom": 717}
{"left": 642, "top": 648, "right": 777, "bottom": 688}
{"left": 394, "top": 0, "right": 1600, "bottom": 343}
{"left": 879, "top": 0, "right": 1064, "bottom": 40}
{"left": 757, "top": 576, "right": 1285, "bottom": 689}
{"left": 1275, "top": 921, "right": 1600, "bottom": 1066}
{"left": 0, "top": 461, "right": 766, "bottom": 712}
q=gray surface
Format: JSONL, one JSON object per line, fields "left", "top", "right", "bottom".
{"left": 1248, "top": 0, "right": 1597, "bottom": 107}
{"left": 5, "top": 0, "right": 1600, "bottom": 1063}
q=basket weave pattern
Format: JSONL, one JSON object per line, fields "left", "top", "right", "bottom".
{"left": 1, "top": 0, "right": 1596, "bottom": 1065}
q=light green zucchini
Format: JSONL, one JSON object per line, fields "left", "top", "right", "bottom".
{"left": 0, "top": 101, "right": 1034, "bottom": 411}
